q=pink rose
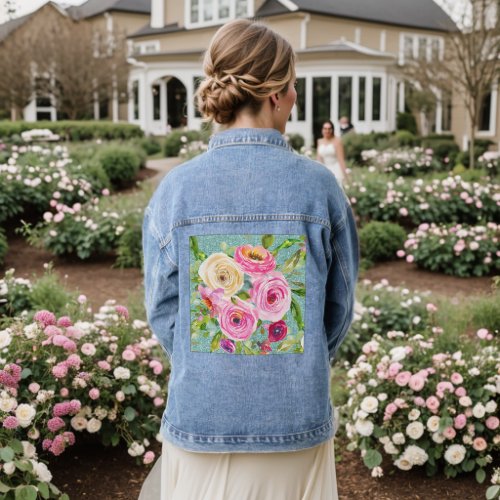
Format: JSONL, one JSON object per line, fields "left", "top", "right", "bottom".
{"left": 388, "top": 362, "right": 402, "bottom": 378}
{"left": 122, "top": 349, "right": 136, "bottom": 362}
{"left": 450, "top": 373, "right": 463, "bottom": 385}
{"left": 250, "top": 272, "right": 291, "bottom": 322}
{"left": 153, "top": 397, "right": 164, "bottom": 407}
{"left": 414, "top": 397, "right": 426, "bottom": 407}
{"left": 265, "top": 320, "right": 288, "bottom": 342}
{"left": 57, "top": 316, "right": 72, "bottom": 328}
{"left": 234, "top": 245, "right": 276, "bottom": 276}
{"left": 97, "top": 360, "right": 111, "bottom": 371}
{"left": 60, "top": 388, "right": 69, "bottom": 397}
{"left": 454, "top": 414, "right": 467, "bottom": 430}
{"left": 426, "top": 303, "right": 438, "bottom": 313}
{"left": 34, "top": 310, "right": 56, "bottom": 328}
{"left": 218, "top": 298, "right": 259, "bottom": 341}
{"left": 476, "top": 328, "right": 489, "bottom": 339}
{"left": 472, "top": 437, "right": 487, "bottom": 452}
{"left": 115, "top": 305, "right": 129, "bottom": 319}
{"left": 89, "top": 388, "right": 100, "bottom": 400}
{"left": 408, "top": 374, "right": 425, "bottom": 392}
{"left": 426, "top": 396, "right": 440, "bottom": 413}
{"left": 485, "top": 417, "right": 499, "bottom": 430}
{"left": 52, "top": 364, "right": 68, "bottom": 378}
{"left": 395, "top": 371, "right": 412, "bottom": 387}
{"left": 143, "top": 451, "right": 155, "bottom": 465}
{"left": 455, "top": 387, "right": 467, "bottom": 397}
{"left": 443, "top": 426, "right": 456, "bottom": 439}
{"left": 28, "top": 383, "right": 40, "bottom": 394}
{"left": 198, "top": 286, "right": 225, "bottom": 317}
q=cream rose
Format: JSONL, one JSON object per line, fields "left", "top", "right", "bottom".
{"left": 406, "top": 421, "right": 424, "bottom": 440}
{"left": 70, "top": 416, "right": 88, "bottom": 431}
{"left": 31, "top": 461, "right": 53, "bottom": 483}
{"left": 0, "top": 329, "right": 12, "bottom": 349}
{"left": 15, "top": 404, "right": 36, "bottom": 428}
{"left": 360, "top": 396, "right": 379, "bottom": 414}
{"left": 472, "top": 403, "right": 486, "bottom": 418}
{"left": 404, "top": 445, "right": 428, "bottom": 466}
{"left": 395, "top": 457, "right": 412, "bottom": 471}
{"left": 198, "top": 253, "right": 244, "bottom": 297}
{"left": 86, "top": 418, "right": 102, "bottom": 434}
{"left": 444, "top": 444, "right": 466, "bottom": 465}
{"left": 392, "top": 433, "right": 406, "bottom": 445}
{"left": 426, "top": 416, "right": 440, "bottom": 432}
{"left": 354, "top": 419, "right": 374, "bottom": 437}
{"left": 0, "top": 397, "right": 17, "bottom": 412}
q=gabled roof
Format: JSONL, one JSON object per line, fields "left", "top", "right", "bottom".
{"left": 0, "top": 2, "right": 69, "bottom": 42}
{"left": 299, "top": 39, "right": 396, "bottom": 58}
{"left": 67, "top": 0, "right": 150, "bottom": 20}
{"left": 256, "top": 0, "right": 458, "bottom": 32}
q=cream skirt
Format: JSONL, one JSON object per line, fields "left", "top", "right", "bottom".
{"left": 139, "top": 439, "right": 339, "bottom": 500}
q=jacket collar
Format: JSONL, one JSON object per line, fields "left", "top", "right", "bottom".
{"left": 208, "top": 128, "right": 293, "bottom": 151}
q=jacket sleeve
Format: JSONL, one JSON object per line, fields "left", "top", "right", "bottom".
{"left": 324, "top": 202, "right": 359, "bottom": 362}
{"left": 142, "top": 206, "right": 179, "bottom": 360}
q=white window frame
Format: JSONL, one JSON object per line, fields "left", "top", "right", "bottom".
{"left": 133, "top": 40, "right": 161, "bottom": 55}
{"left": 477, "top": 81, "right": 498, "bottom": 136}
{"left": 399, "top": 32, "right": 444, "bottom": 65}
{"left": 185, "top": 0, "right": 254, "bottom": 29}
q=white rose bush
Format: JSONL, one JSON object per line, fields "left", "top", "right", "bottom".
{"left": 344, "top": 326, "right": 499, "bottom": 485}
{"left": 0, "top": 296, "right": 168, "bottom": 498}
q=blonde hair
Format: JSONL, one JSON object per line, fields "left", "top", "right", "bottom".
{"left": 196, "top": 19, "right": 295, "bottom": 125}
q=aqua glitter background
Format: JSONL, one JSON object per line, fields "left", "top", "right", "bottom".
{"left": 190, "top": 234, "right": 306, "bottom": 355}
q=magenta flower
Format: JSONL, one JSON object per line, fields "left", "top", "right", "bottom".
{"left": 66, "top": 354, "right": 82, "bottom": 368}
{"left": 115, "top": 305, "right": 129, "bottom": 319}
{"left": 220, "top": 338, "right": 236, "bottom": 353}
{"left": 47, "top": 417, "right": 65, "bottom": 433}
{"left": 234, "top": 245, "right": 276, "bottom": 276}
{"left": 266, "top": 320, "right": 288, "bottom": 342}
{"left": 57, "top": 316, "right": 73, "bottom": 328}
{"left": 198, "top": 286, "right": 224, "bottom": 317}
{"left": 34, "top": 310, "right": 56, "bottom": 328}
{"left": 44, "top": 325, "right": 62, "bottom": 337}
{"left": 2, "top": 416, "right": 19, "bottom": 429}
{"left": 249, "top": 272, "right": 291, "bottom": 322}
{"left": 218, "top": 299, "right": 258, "bottom": 342}
{"left": 52, "top": 364, "right": 68, "bottom": 379}
{"left": 42, "top": 439, "right": 52, "bottom": 451}
{"left": 49, "top": 435, "right": 66, "bottom": 456}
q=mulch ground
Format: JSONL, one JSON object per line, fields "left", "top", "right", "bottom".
{"left": 1, "top": 233, "right": 492, "bottom": 499}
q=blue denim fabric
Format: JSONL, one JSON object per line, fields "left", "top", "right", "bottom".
{"left": 143, "top": 128, "right": 359, "bottom": 452}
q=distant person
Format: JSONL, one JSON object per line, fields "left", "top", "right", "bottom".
{"left": 339, "top": 116, "right": 355, "bottom": 136}
{"left": 317, "top": 120, "right": 349, "bottom": 185}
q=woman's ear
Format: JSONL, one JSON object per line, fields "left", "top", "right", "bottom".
{"left": 270, "top": 93, "right": 280, "bottom": 109}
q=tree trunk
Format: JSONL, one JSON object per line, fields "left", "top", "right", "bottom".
{"left": 10, "top": 106, "right": 17, "bottom": 121}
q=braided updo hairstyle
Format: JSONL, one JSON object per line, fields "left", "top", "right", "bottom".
{"left": 196, "top": 19, "right": 295, "bottom": 125}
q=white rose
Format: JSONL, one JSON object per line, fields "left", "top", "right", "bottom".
{"left": 15, "top": 404, "right": 36, "bottom": 428}
{"left": 472, "top": 403, "right": 486, "bottom": 419}
{"left": 23, "top": 323, "right": 39, "bottom": 339}
{"left": 389, "top": 346, "right": 407, "bottom": 362}
{"left": 115, "top": 391, "right": 125, "bottom": 402}
{"left": 462, "top": 435, "right": 473, "bottom": 445}
{"left": 395, "top": 457, "right": 413, "bottom": 471}
{"left": 377, "top": 393, "right": 388, "bottom": 401}
{"left": 3, "top": 461, "right": 15, "bottom": 475}
{"left": 28, "top": 428, "right": 40, "bottom": 440}
{"left": 469, "top": 368, "right": 480, "bottom": 376}
{"left": 432, "top": 432, "right": 445, "bottom": 444}
{"left": 392, "top": 433, "right": 406, "bottom": 445}
{"left": 356, "top": 384, "right": 367, "bottom": 395}
{"left": 406, "top": 422, "right": 425, "bottom": 440}
{"left": 31, "top": 461, "right": 52, "bottom": 482}
{"left": 198, "top": 253, "right": 244, "bottom": 297}
{"left": 354, "top": 419, "right": 374, "bottom": 437}
{"left": 70, "top": 416, "right": 88, "bottom": 431}
{"left": 404, "top": 445, "right": 428, "bottom": 466}
{"left": 0, "top": 397, "right": 17, "bottom": 412}
{"left": 360, "top": 396, "right": 379, "bottom": 414}
{"left": 427, "top": 416, "right": 440, "bottom": 432}
{"left": 0, "top": 329, "right": 12, "bottom": 349}
{"left": 128, "top": 442, "right": 145, "bottom": 457}
{"left": 384, "top": 442, "right": 399, "bottom": 454}
{"left": 485, "top": 401, "right": 497, "bottom": 413}
{"left": 459, "top": 396, "right": 472, "bottom": 407}
{"left": 113, "top": 367, "right": 131, "bottom": 380}
{"left": 408, "top": 409, "right": 421, "bottom": 421}
{"left": 86, "top": 418, "right": 102, "bottom": 434}
{"left": 371, "top": 466, "right": 383, "bottom": 478}
{"left": 444, "top": 444, "right": 466, "bottom": 465}
{"left": 22, "top": 441, "right": 37, "bottom": 459}
{"left": 379, "top": 436, "right": 390, "bottom": 445}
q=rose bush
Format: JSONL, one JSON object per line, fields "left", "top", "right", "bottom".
{"left": 343, "top": 326, "right": 499, "bottom": 485}
{"left": 399, "top": 222, "right": 499, "bottom": 277}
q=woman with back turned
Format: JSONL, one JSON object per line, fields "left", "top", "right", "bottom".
{"left": 141, "top": 19, "right": 359, "bottom": 500}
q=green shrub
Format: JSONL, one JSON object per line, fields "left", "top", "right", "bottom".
{"left": 29, "top": 266, "right": 75, "bottom": 316}
{"left": 471, "top": 292, "right": 500, "bottom": 333}
{"left": 96, "top": 145, "right": 142, "bottom": 188}
{"left": 0, "top": 228, "right": 8, "bottom": 267}
{"left": 393, "top": 130, "right": 418, "bottom": 147}
{"left": 136, "top": 136, "right": 162, "bottom": 156}
{"left": 343, "top": 132, "right": 390, "bottom": 164}
{"left": 359, "top": 221, "right": 407, "bottom": 262}
{"left": 81, "top": 159, "right": 111, "bottom": 192}
{"left": 164, "top": 130, "right": 208, "bottom": 157}
{"left": 115, "top": 214, "right": 143, "bottom": 269}
{"left": 421, "top": 137, "right": 459, "bottom": 162}
{"left": 396, "top": 111, "right": 417, "bottom": 135}
{"left": 286, "top": 133, "right": 305, "bottom": 151}
{"left": 0, "top": 120, "right": 144, "bottom": 141}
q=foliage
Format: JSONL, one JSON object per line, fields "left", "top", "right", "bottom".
{"left": 0, "top": 122, "right": 143, "bottom": 142}
{"left": 96, "top": 146, "right": 143, "bottom": 189}
{"left": 342, "top": 133, "right": 390, "bottom": 164}
{"left": 164, "top": 130, "right": 210, "bottom": 157}
{"left": 0, "top": 269, "right": 32, "bottom": 319}
{"left": 285, "top": 133, "right": 305, "bottom": 151}
{"left": 115, "top": 213, "right": 143, "bottom": 269}
{"left": 0, "top": 228, "right": 7, "bottom": 267}
{"left": 400, "top": 222, "right": 499, "bottom": 277}
{"left": 396, "top": 112, "right": 418, "bottom": 135}
{"left": 29, "top": 268, "right": 76, "bottom": 317}
{"left": 135, "top": 136, "right": 162, "bottom": 156}
{"left": 359, "top": 222, "right": 407, "bottom": 263}
{"left": 420, "top": 137, "right": 460, "bottom": 164}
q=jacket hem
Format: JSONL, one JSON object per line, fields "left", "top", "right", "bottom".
{"left": 160, "top": 416, "right": 334, "bottom": 453}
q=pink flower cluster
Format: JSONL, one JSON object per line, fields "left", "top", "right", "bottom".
{"left": 53, "top": 400, "right": 82, "bottom": 417}
{"left": 43, "top": 431, "right": 76, "bottom": 456}
{"left": 0, "top": 363, "right": 22, "bottom": 389}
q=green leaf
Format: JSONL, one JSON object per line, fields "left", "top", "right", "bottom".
{"left": 14, "top": 460, "right": 33, "bottom": 472}
{"left": 237, "top": 291, "right": 251, "bottom": 300}
{"left": 262, "top": 234, "right": 274, "bottom": 249}
{"left": 122, "top": 384, "right": 137, "bottom": 395}
{"left": 363, "top": 449, "right": 382, "bottom": 469}
{"left": 462, "top": 459, "right": 475, "bottom": 472}
{"left": 281, "top": 250, "right": 302, "bottom": 274}
{"left": 0, "top": 481, "right": 11, "bottom": 493}
{"left": 124, "top": 407, "right": 137, "bottom": 422}
{"left": 60, "top": 495, "right": 70, "bottom": 500}
{"left": 486, "top": 486, "right": 500, "bottom": 500}
{"left": 37, "top": 483, "right": 50, "bottom": 499}
{"left": 210, "top": 331, "right": 222, "bottom": 352}
{"left": 15, "top": 485, "right": 37, "bottom": 500}
{"left": 111, "top": 434, "right": 120, "bottom": 447}
{"left": 0, "top": 447, "right": 14, "bottom": 462}
{"left": 291, "top": 287, "right": 306, "bottom": 297}
{"left": 9, "top": 440, "right": 23, "bottom": 454}
{"left": 20, "top": 368, "right": 32, "bottom": 379}
{"left": 476, "top": 468, "right": 486, "bottom": 484}
{"left": 290, "top": 297, "right": 304, "bottom": 330}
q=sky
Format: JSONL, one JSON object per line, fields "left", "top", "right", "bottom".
{"left": 0, "top": 0, "right": 466, "bottom": 25}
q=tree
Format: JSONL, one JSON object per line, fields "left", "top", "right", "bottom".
{"left": 402, "top": 0, "right": 500, "bottom": 168}
{"left": 5, "top": 0, "right": 17, "bottom": 19}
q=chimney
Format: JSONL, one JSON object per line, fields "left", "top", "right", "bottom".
{"left": 151, "top": 0, "right": 164, "bottom": 28}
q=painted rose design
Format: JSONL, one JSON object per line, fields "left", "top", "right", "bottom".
{"left": 190, "top": 235, "right": 306, "bottom": 355}
{"left": 249, "top": 272, "right": 291, "bottom": 322}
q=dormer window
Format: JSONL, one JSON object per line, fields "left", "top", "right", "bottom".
{"left": 187, "top": 0, "right": 253, "bottom": 28}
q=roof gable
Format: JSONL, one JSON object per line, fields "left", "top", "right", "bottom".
{"left": 257, "top": 0, "right": 457, "bottom": 32}
{"left": 67, "top": 0, "right": 150, "bottom": 20}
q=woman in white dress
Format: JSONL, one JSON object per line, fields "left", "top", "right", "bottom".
{"left": 316, "top": 120, "right": 349, "bottom": 185}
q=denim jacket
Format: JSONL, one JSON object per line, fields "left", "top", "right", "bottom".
{"left": 143, "top": 128, "right": 359, "bottom": 453}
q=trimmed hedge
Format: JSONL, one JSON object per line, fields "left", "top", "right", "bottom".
{"left": 359, "top": 221, "right": 407, "bottom": 263}
{"left": 0, "top": 121, "right": 144, "bottom": 141}
{"left": 96, "top": 145, "right": 144, "bottom": 188}
{"left": 164, "top": 129, "right": 211, "bottom": 157}
{"left": 396, "top": 112, "right": 418, "bottom": 135}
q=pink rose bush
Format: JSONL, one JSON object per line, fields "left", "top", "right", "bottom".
{"left": 344, "top": 326, "right": 499, "bottom": 483}
{"left": 399, "top": 222, "right": 499, "bottom": 277}
{"left": 191, "top": 235, "right": 306, "bottom": 355}
{"left": 0, "top": 299, "right": 168, "bottom": 496}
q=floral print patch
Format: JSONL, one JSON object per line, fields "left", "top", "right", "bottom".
{"left": 190, "top": 234, "right": 306, "bottom": 355}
